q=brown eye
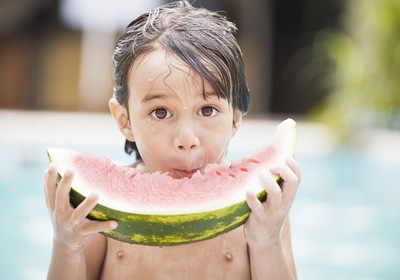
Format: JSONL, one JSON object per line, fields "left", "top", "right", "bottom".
{"left": 201, "top": 106, "right": 216, "bottom": 117}
{"left": 152, "top": 108, "right": 170, "bottom": 119}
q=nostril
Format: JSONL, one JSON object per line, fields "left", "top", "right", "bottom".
{"left": 178, "top": 144, "right": 197, "bottom": 151}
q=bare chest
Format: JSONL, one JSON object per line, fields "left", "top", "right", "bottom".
{"left": 101, "top": 227, "right": 251, "bottom": 280}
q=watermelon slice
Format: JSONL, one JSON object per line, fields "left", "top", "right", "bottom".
{"left": 47, "top": 118, "right": 296, "bottom": 246}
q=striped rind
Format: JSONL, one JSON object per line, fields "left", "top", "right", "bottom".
{"left": 69, "top": 186, "right": 266, "bottom": 246}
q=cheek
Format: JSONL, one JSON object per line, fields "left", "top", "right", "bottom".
{"left": 134, "top": 129, "right": 156, "bottom": 149}
{"left": 205, "top": 125, "right": 233, "bottom": 160}
{"left": 134, "top": 123, "right": 171, "bottom": 155}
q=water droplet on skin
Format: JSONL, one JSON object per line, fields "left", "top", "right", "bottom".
{"left": 182, "top": 106, "right": 188, "bottom": 110}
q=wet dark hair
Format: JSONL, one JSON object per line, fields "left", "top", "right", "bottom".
{"left": 112, "top": 0, "right": 250, "bottom": 158}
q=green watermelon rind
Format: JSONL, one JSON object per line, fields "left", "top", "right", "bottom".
{"left": 68, "top": 184, "right": 266, "bottom": 246}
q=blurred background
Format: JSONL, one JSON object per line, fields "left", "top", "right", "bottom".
{"left": 1, "top": 0, "right": 400, "bottom": 279}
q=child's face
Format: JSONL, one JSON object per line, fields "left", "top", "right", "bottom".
{"left": 112, "top": 49, "right": 242, "bottom": 179}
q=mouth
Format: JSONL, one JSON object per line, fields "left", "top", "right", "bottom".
{"left": 173, "top": 169, "right": 200, "bottom": 179}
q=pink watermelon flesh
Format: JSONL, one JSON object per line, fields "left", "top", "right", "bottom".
{"left": 49, "top": 118, "right": 296, "bottom": 214}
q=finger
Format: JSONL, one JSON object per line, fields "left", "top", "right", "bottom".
{"left": 44, "top": 164, "right": 58, "bottom": 211}
{"left": 246, "top": 191, "right": 264, "bottom": 219}
{"left": 260, "top": 172, "right": 282, "bottom": 212}
{"left": 70, "top": 193, "right": 100, "bottom": 226}
{"left": 55, "top": 168, "right": 75, "bottom": 214}
{"left": 270, "top": 162, "right": 299, "bottom": 209}
{"left": 270, "top": 163, "right": 298, "bottom": 194}
{"left": 78, "top": 220, "right": 118, "bottom": 236}
{"left": 286, "top": 157, "right": 302, "bottom": 183}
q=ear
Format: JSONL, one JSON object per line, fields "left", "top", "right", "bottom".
{"left": 109, "top": 97, "right": 135, "bottom": 142}
{"left": 231, "top": 110, "right": 243, "bottom": 137}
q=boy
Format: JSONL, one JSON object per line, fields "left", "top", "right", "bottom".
{"left": 44, "top": 1, "right": 301, "bottom": 279}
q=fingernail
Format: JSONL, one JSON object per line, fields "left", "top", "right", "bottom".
{"left": 286, "top": 157, "right": 294, "bottom": 164}
{"left": 269, "top": 164, "right": 278, "bottom": 172}
{"left": 88, "top": 193, "right": 99, "bottom": 201}
{"left": 46, "top": 164, "right": 56, "bottom": 174}
{"left": 64, "top": 168, "right": 75, "bottom": 177}
{"left": 109, "top": 221, "right": 118, "bottom": 229}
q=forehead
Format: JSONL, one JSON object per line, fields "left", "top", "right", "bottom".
{"left": 131, "top": 48, "right": 179, "bottom": 75}
{"left": 128, "top": 48, "right": 212, "bottom": 96}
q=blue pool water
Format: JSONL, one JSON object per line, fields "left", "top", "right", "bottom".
{"left": 0, "top": 139, "right": 399, "bottom": 279}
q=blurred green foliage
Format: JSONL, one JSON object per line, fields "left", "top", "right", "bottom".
{"left": 309, "top": 0, "right": 400, "bottom": 140}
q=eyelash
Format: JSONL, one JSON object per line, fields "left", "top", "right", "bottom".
{"left": 200, "top": 106, "right": 219, "bottom": 117}
{"left": 149, "top": 106, "right": 219, "bottom": 120}
{"left": 150, "top": 108, "right": 171, "bottom": 120}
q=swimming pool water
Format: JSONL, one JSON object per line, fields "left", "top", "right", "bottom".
{"left": 292, "top": 149, "right": 400, "bottom": 280}
{"left": 1, "top": 126, "right": 399, "bottom": 279}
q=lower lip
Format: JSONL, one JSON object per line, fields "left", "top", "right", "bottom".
{"left": 175, "top": 170, "right": 198, "bottom": 178}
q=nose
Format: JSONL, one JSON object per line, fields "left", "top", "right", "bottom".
{"left": 173, "top": 122, "right": 200, "bottom": 152}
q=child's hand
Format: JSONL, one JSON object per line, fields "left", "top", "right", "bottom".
{"left": 244, "top": 158, "right": 301, "bottom": 249}
{"left": 44, "top": 164, "right": 117, "bottom": 252}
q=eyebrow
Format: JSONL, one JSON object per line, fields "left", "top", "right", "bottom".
{"left": 141, "top": 91, "right": 218, "bottom": 104}
{"left": 141, "top": 93, "right": 168, "bottom": 104}
{"left": 203, "top": 91, "right": 219, "bottom": 99}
